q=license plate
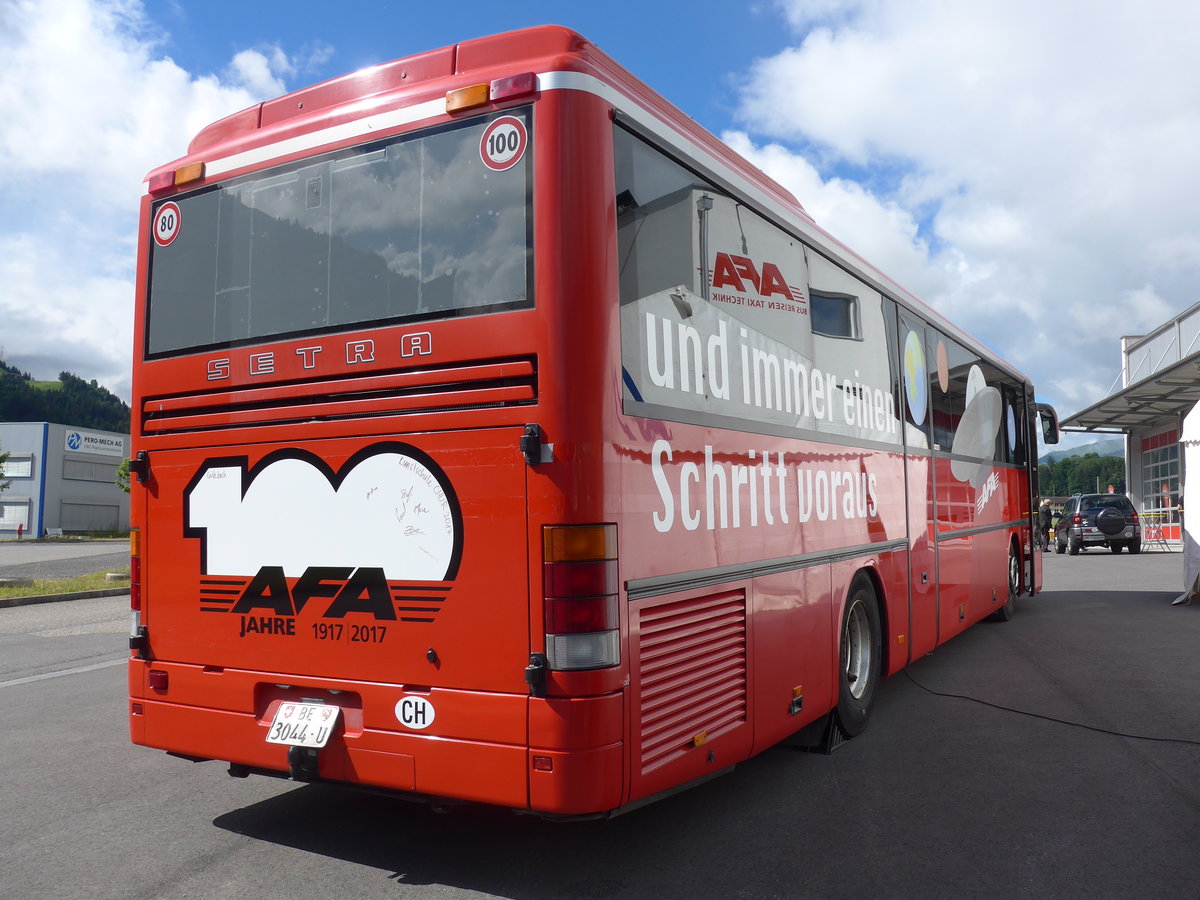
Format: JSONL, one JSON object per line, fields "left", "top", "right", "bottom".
{"left": 266, "top": 701, "right": 341, "bottom": 748}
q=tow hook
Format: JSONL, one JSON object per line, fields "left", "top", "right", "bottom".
{"left": 288, "top": 746, "right": 320, "bottom": 782}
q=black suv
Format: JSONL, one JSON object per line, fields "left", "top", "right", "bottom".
{"left": 1054, "top": 493, "right": 1141, "bottom": 555}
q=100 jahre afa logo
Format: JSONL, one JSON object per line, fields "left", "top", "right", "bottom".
{"left": 184, "top": 443, "right": 463, "bottom": 641}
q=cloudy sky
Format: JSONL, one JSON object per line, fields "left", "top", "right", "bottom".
{"left": 2, "top": 0, "right": 1197, "bottom": 449}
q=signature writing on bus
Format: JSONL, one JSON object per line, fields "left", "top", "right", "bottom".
{"left": 394, "top": 486, "right": 431, "bottom": 524}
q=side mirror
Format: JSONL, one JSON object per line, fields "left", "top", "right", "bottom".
{"left": 1036, "top": 403, "right": 1060, "bottom": 445}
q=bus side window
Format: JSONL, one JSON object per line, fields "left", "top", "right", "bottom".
{"left": 613, "top": 127, "right": 707, "bottom": 305}
{"left": 898, "top": 311, "right": 931, "bottom": 450}
{"left": 929, "top": 331, "right": 1014, "bottom": 480}
{"left": 808, "top": 254, "right": 901, "bottom": 446}
{"left": 996, "top": 381, "right": 1027, "bottom": 466}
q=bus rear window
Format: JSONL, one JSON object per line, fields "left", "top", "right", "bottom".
{"left": 146, "top": 110, "right": 532, "bottom": 357}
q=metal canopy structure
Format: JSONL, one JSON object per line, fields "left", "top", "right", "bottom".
{"left": 1062, "top": 353, "right": 1200, "bottom": 433}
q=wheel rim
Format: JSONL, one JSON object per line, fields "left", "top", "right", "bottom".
{"left": 843, "top": 599, "right": 872, "bottom": 701}
{"left": 1008, "top": 549, "right": 1019, "bottom": 602}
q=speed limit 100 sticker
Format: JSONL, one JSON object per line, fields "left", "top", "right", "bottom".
{"left": 153, "top": 202, "right": 181, "bottom": 247}
{"left": 479, "top": 116, "right": 528, "bottom": 171}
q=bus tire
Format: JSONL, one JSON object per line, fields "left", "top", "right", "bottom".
{"left": 834, "top": 574, "right": 882, "bottom": 738}
{"left": 990, "top": 543, "right": 1018, "bottom": 622}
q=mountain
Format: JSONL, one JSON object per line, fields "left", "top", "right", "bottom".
{"left": 0, "top": 361, "right": 130, "bottom": 433}
{"left": 1039, "top": 437, "right": 1124, "bottom": 465}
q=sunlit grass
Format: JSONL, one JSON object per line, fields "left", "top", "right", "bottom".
{"left": 0, "top": 569, "right": 130, "bottom": 600}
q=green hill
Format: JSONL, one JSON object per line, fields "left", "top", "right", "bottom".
{"left": 0, "top": 361, "right": 129, "bottom": 433}
{"left": 1039, "top": 437, "right": 1124, "bottom": 465}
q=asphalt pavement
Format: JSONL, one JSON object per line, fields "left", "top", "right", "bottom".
{"left": 0, "top": 539, "right": 1197, "bottom": 898}
{"left": 0, "top": 538, "right": 129, "bottom": 580}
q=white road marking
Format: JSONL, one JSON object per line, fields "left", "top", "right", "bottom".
{"left": 0, "top": 657, "right": 125, "bottom": 689}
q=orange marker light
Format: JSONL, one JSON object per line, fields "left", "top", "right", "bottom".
{"left": 543, "top": 524, "right": 616, "bottom": 563}
{"left": 446, "top": 83, "right": 489, "bottom": 113}
{"left": 174, "top": 161, "right": 205, "bottom": 186}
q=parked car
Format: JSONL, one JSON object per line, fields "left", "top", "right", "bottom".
{"left": 1054, "top": 493, "right": 1141, "bottom": 555}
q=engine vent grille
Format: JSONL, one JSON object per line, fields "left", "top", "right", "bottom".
{"left": 636, "top": 590, "right": 747, "bottom": 775}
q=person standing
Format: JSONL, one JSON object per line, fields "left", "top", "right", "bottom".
{"left": 1038, "top": 498, "right": 1053, "bottom": 551}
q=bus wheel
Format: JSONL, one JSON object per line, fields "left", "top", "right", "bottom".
{"left": 835, "top": 575, "right": 882, "bottom": 738}
{"left": 990, "top": 544, "right": 1018, "bottom": 622}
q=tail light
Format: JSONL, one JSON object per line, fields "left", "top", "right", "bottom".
{"left": 129, "top": 528, "right": 145, "bottom": 651}
{"left": 1072, "top": 513, "right": 1082, "bottom": 526}
{"left": 1132, "top": 510, "right": 1140, "bottom": 524}
{"left": 129, "top": 528, "right": 142, "bottom": 613}
{"left": 542, "top": 525, "right": 619, "bottom": 670}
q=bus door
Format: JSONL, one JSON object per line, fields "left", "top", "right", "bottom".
{"left": 899, "top": 312, "right": 938, "bottom": 658}
{"left": 137, "top": 428, "right": 531, "bottom": 694}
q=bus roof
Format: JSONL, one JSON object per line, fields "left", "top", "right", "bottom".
{"left": 147, "top": 24, "right": 1031, "bottom": 388}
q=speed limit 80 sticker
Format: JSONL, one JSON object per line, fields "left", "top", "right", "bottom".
{"left": 153, "top": 202, "right": 181, "bottom": 247}
{"left": 479, "top": 116, "right": 528, "bottom": 172}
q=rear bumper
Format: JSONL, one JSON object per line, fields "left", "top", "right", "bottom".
{"left": 1077, "top": 526, "right": 1139, "bottom": 545}
{"left": 129, "top": 659, "right": 624, "bottom": 814}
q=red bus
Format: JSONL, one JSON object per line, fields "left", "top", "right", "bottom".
{"left": 128, "top": 25, "right": 1060, "bottom": 817}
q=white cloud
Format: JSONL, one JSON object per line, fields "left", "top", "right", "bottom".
{"left": 0, "top": 0, "right": 303, "bottom": 401}
{"left": 736, "top": 0, "right": 1200, "bottom": 430}
{"left": 722, "top": 130, "right": 940, "bottom": 301}
{"left": 228, "top": 48, "right": 289, "bottom": 98}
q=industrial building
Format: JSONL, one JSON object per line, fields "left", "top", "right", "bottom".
{"left": 1061, "top": 301, "right": 1200, "bottom": 542}
{"left": 0, "top": 422, "right": 129, "bottom": 538}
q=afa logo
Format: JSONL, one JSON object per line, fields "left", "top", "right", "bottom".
{"left": 710, "top": 252, "right": 803, "bottom": 303}
{"left": 184, "top": 443, "right": 463, "bottom": 635}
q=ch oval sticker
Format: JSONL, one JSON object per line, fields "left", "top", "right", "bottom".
{"left": 395, "top": 695, "right": 436, "bottom": 730}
